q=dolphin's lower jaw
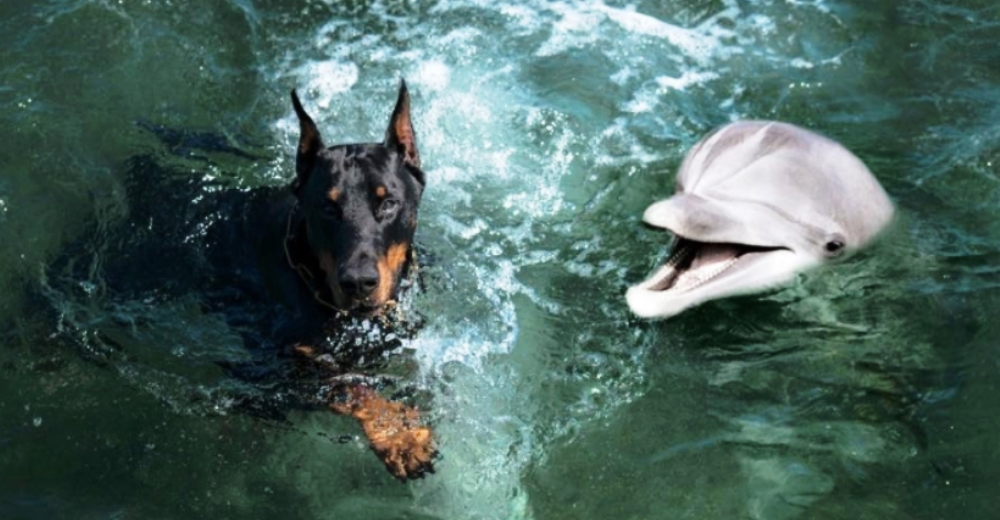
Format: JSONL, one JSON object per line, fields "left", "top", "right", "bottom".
{"left": 625, "top": 238, "right": 818, "bottom": 319}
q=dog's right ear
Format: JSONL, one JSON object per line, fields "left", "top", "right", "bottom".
{"left": 291, "top": 89, "right": 324, "bottom": 195}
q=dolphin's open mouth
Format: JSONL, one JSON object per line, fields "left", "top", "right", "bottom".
{"left": 627, "top": 235, "right": 809, "bottom": 319}
{"left": 644, "top": 238, "right": 786, "bottom": 293}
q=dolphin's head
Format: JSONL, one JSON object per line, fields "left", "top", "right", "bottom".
{"left": 626, "top": 121, "right": 894, "bottom": 319}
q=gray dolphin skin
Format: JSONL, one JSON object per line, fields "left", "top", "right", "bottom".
{"left": 626, "top": 121, "right": 895, "bottom": 319}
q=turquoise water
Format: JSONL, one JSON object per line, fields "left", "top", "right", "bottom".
{"left": 2, "top": 0, "right": 999, "bottom": 518}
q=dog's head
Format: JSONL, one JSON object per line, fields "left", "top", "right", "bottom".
{"left": 290, "top": 81, "right": 425, "bottom": 314}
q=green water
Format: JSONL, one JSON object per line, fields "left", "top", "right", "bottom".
{"left": 2, "top": 0, "right": 1000, "bottom": 518}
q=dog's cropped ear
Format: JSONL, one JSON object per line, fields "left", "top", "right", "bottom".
{"left": 291, "top": 89, "right": 324, "bottom": 195}
{"left": 385, "top": 80, "right": 422, "bottom": 175}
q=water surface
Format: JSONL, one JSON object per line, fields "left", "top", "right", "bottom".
{"left": 2, "top": 0, "right": 999, "bottom": 518}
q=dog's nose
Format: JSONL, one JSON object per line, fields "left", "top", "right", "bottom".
{"left": 339, "top": 266, "right": 380, "bottom": 299}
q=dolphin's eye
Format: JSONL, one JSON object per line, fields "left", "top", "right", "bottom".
{"left": 825, "top": 239, "right": 845, "bottom": 254}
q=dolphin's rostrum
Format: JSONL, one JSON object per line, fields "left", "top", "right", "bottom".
{"left": 626, "top": 121, "right": 895, "bottom": 319}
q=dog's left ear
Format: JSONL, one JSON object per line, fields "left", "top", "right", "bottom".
{"left": 291, "top": 89, "right": 324, "bottom": 195}
{"left": 385, "top": 80, "right": 422, "bottom": 175}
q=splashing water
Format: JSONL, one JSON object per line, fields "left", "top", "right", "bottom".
{"left": 266, "top": 0, "right": 888, "bottom": 516}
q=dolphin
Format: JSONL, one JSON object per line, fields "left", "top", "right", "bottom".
{"left": 626, "top": 121, "right": 894, "bottom": 319}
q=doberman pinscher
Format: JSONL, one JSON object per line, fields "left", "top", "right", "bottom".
{"left": 263, "top": 81, "right": 435, "bottom": 480}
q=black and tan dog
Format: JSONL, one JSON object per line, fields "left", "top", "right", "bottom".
{"left": 263, "top": 82, "right": 434, "bottom": 480}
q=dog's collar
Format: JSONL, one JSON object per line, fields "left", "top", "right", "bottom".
{"left": 283, "top": 203, "right": 341, "bottom": 312}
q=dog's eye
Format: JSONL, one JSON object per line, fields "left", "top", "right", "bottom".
{"left": 378, "top": 198, "right": 400, "bottom": 218}
{"left": 322, "top": 201, "right": 341, "bottom": 220}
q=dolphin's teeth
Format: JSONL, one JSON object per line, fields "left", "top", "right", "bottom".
{"left": 648, "top": 240, "right": 692, "bottom": 291}
{"left": 672, "top": 255, "right": 741, "bottom": 292}
{"left": 665, "top": 242, "right": 690, "bottom": 268}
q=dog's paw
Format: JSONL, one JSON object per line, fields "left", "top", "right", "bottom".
{"left": 330, "top": 385, "right": 437, "bottom": 481}
{"left": 366, "top": 419, "right": 436, "bottom": 481}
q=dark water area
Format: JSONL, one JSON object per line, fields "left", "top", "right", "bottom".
{"left": 2, "top": 0, "right": 1000, "bottom": 518}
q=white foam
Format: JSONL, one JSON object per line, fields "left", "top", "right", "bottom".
{"left": 596, "top": 3, "right": 708, "bottom": 57}
{"left": 412, "top": 60, "right": 451, "bottom": 92}
{"left": 656, "top": 70, "right": 721, "bottom": 91}
{"left": 296, "top": 60, "right": 358, "bottom": 110}
{"left": 534, "top": 1, "right": 605, "bottom": 56}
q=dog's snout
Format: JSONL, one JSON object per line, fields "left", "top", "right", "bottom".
{"left": 339, "top": 264, "right": 380, "bottom": 299}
